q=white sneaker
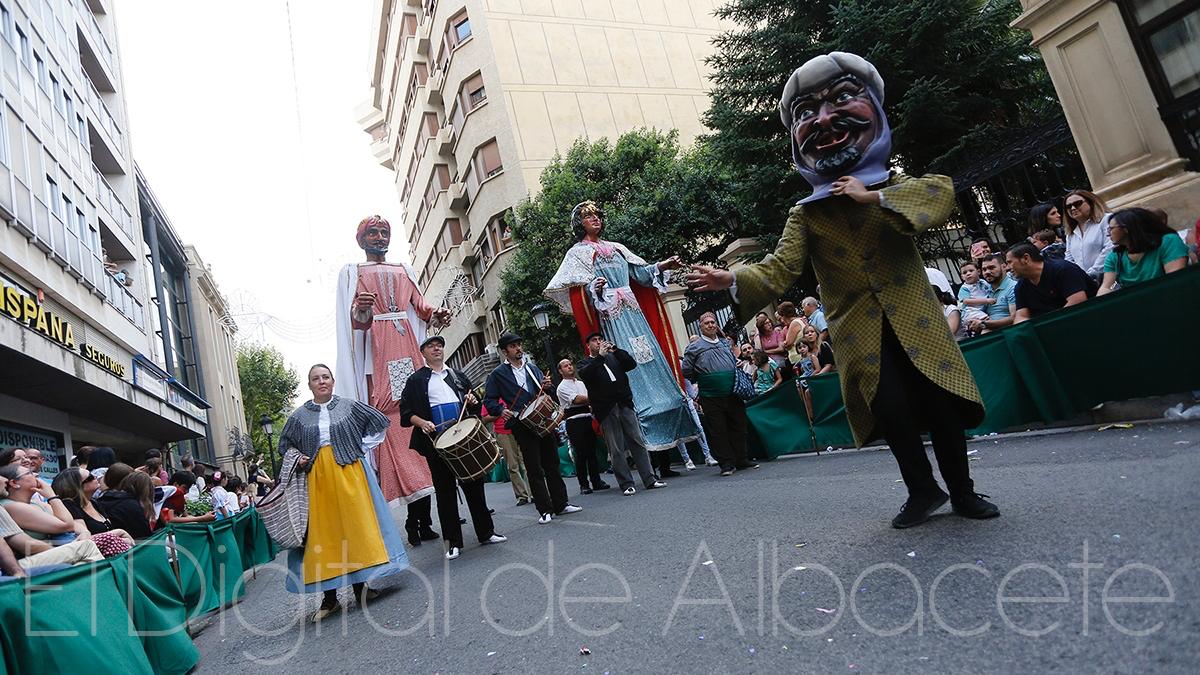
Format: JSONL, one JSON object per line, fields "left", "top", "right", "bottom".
{"left": 445, "top": 546, "right": 461, "bottom": 560}
{"left": 538, "top": 512, "right": 553, "bottom": 524}
{"left": 558, "top": 504, "right": 583, "bottom": 514}
{"left": 482, "top": 534, "right": 507, "bottom": 545}
{"left": 623, "top": 487, "right": 636, "bottom": 496}
{"left": 685, "top": 460, "right": 696, "bottom": 470}
{"left": 705, "top": 457, "right": 719, "bottom": 466}
{"left": 648, "top": 480, "right": 667, "bottom": 489}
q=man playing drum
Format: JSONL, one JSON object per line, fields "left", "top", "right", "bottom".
{"left": 483, "top": 332, "right": 582, "bottom": 524}
{"left": 400, "top": 335, "right": 507, "bottom": 560}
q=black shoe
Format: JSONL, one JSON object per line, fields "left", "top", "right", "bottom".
{"left": 660, "top": 468, "right": 682, "bottom": 478}
{"left": 581, "top": 488, "right": 593, "bottom": 494}
{"left": 951, "top": 493, "right": 999, "bottom": 520}
{"left": 405, "top": 520, "right": 421, "bottom": 547}
{"left": 516, "top": 497, "right": 529, "bottom": 506}
{"left": 891, "top": 491, "right": 950, "bottom": 529}
{"left": 719, "top": 468, "right": 735, "bottom": 477}
{"left": 488, "top": 508, "right": 495, "bottom": 514}
{"left": 735, "top": 463, "right": 760, "bottom": 471}
{"left": 419, "top": 527, "right": 440, "bottom": 541}
{"left": 593, "top": 481, "right": 611, "bottom": 490}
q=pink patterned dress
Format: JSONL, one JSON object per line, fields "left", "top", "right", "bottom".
{"left": 351, "top": 263, "right": 435, "bottom": 503}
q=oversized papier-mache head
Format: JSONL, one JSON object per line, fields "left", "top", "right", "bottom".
{"left": 780, "top": 52, "right": 892, "bottom": 204}
{"left": 356, "top": 215, "right": 391, "bottom": 255}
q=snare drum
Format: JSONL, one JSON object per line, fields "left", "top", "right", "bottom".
{"left": 518, "top": 392, "right": 565, "bottom": 438}
{"left": 433, "top": 418, "right": 500, "bottom": 481}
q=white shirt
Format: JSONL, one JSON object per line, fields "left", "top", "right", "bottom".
{"left": 428, "top": 366, "right": 459, "bottom": 406}
{"left": 1065, "top": 215, "right": 1113, "bottom": 277}
{"left": 556, "top": 378, "right": 590, "bottom": 418}
{"left": 509, "top": 362, "right": 529, "bottom": 391}
{"left": 318, "top": 401, "right": 332, "bottom": 446}
{"left": 187, "top": 475, "right": 206, "bottom": 500}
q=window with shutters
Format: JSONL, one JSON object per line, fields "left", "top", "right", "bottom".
{"left": 447, "top": 10, "right": 472, "bottom": 48}
{"left": 461, "top": 72, "right": 486, "bottom": 111}
{"left": 473, "top": 139, "right": 503, "bottom": 179}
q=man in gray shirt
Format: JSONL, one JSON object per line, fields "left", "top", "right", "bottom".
{"left": 681, "top": 313, "right": 758, "bottom": 476}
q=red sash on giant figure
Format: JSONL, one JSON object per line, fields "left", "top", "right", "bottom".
{"left": 567, "top": 285, "right": 686, "bottom": 390}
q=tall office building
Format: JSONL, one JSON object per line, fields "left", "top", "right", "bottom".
{"left": 361, "top": 0, "right": 726, "bottom": 377}
{"left": 0, "top": 0, "right": 237, "bottom": 471}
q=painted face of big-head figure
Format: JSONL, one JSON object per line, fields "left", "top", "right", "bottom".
{"left": 789, "top": 74, "right": 880, "bottom": 176}
{"left": 357, "top": 215, "right": 392, "bottom": 257}
{"left": 780, "top": 52, "right": 891, "bottom": 203}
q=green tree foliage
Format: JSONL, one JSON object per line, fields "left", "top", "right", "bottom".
{"left": 236, "top": 343, "right": 299, "bottom": 466}
{"left": 704, "top": 0, "right": 1058, "bottom": 235}
{"left": 500, "top": 129, "right": 749, "bottom": 370}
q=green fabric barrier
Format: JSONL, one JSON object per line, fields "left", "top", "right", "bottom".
{"left": 743, "top": 265, "right": 1200, "bottom": 449}
{"left": 0, "top": 508, "right": 276, "bottom": 675}
{"left": 745, "top": 384, "right": 816, "bottom": 457}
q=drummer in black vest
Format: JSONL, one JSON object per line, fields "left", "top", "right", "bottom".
{"left": 400, "top": 335, "right": 507, "bottom": 560}
{"left": 483, "top": 331, "right": 581, "bottom": 524}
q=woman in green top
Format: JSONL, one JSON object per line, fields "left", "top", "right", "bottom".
{"left": 1098, "top": 208, "right": 1189, "bottom": 295}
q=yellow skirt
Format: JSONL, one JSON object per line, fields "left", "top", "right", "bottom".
{"left": 302, "top": 446, "right": 389, "bottom": 585}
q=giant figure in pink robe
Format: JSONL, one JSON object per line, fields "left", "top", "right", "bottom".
{"left": 335, "top": 215, "right": 448, "bottom": 544}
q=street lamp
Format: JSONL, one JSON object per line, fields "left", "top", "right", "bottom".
{"left": 259, "top": 413, "right": 278, "bottom": 479}
{"left": 530, "top": 301, "right": 557, "bottom": 381}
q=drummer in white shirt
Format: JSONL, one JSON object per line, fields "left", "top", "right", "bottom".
{"left": 556, "top": 359, "right": 612, "bottom": 495}
{"left": 400, "top": 335, "right": 507, "bottom": 560}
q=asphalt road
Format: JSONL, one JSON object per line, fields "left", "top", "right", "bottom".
{"left": 192, "top": 420, "right": 1200, "bottom": 673}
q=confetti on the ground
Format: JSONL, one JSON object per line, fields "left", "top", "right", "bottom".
{"left": 1175, "top": 441, "right": 1190, "bottom": 445}
{"left": 748, "top": 648, "right": 756, "bottom": 655}
{"left": 1098, "top": 423, "right": 1134, "bottom": 431}
{"left": 487, "top": 652, "right": 496, "bottom": 657}
{"left": 826, "top": 638, "right": 834, "bottom": 643}
{"left": 976, "top": 559, "right": 984, "bottom": 565}
{"left": 795, "top": 542, "right": 809, "bottom": 548}
{"left": 816, "top": 607, "right": 837, "bottom": 614}
{"left": 1113, "top": 534, "right": 1121, "bottom": 540}
{"left": 907, "top": 551, "right": 916, "bottom": 558}
{"left": 701, "top": 560, "right": 714, "bottom": 566}
{"left": 966, "top": 449, "right": 978, "bottom": 455}
{"left": 894, "top": 479, "right": 903, "bottom": 482}
{"left": 969, "top": 457, "right": 981, "bottom": 461}
{"left": 579, "top": 647, "right": 591, "bottom": 656}
{"left": 782, "top": 646, "right": 789, "bottom": 651}
{"left": 698, "top": 636, "right": 704, "bottom": 641}
{"left": 793, "top": 565, "right": 807, "bottom": 571}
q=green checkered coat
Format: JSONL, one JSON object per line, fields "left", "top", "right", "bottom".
{"left": 734, "top": 174, "right": 984, "bottom": 446}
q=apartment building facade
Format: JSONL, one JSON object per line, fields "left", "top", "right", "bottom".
{"left": 0, "top": 0, "right": 236, "bottom": 471}
{"left": 361, "top": 0, "right": 726, "bottom": 375}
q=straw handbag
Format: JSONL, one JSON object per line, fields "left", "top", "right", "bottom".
{"left": 256, "top": 448, "right": 308, "bottom": 549}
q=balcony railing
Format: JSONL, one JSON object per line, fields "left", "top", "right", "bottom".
{"left": 83, "top": 76, "right": 124, "bottom": 150}
{"left": 93, "top": 166, "right": 135, "bottom": 240}
{"left": 102, "top": 270, "right": 143, "bottom": 327}
{"left": 75, "top": 0, "right": 117, "bottom": 75}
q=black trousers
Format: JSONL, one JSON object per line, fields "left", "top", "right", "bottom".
{"left": 405, "top": 495, "right": 433, "bottom": 529}
{"left": 510, "top": 424, "right": 569, "bottom": 515}
{"left": 427, "top": 453, "right": 494, "bottom": 549}
{"left": 697, "top": 394, "right": 749, "bottom": 471}
{"left": 871, "top": 318, "right": 973, "bottom": 499}
{"left": 566, "top": 416, "right": 604, "bottom": 489}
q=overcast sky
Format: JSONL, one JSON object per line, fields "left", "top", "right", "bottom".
{"left": 116, "top": 0, "right": 399, "bottom": 396}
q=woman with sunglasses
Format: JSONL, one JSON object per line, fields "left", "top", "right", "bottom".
{"left": 1097, "top": 208, "right": 1189, "bottom": 296}
{"left": 0, "top": 464, "right": 89, "bottom": 544}
{"left": 51, "top": 468, "right": 135, "bottom": 556}
{"left": 1062, "top": 189, "right": 1114, "bottom": 281}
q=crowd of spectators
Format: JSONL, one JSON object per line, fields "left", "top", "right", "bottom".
{"left": 0, "top": 446, "right": 262, "bottom": 580}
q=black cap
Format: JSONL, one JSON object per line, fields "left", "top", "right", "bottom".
{"left": 420, "top": 335, "right": 446, "bottom": 350}
{"left": 497, "top": 331, "right": 523, "bottom": 349}
{"left": 584, "top": 331, "right": 604, "bottom": 342}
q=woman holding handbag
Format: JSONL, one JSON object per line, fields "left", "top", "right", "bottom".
{"left": 277, "top": 363, "right": 409, "bottom": 622}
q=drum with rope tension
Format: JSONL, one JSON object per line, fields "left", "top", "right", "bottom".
{"left": 433, "top": 418, "right": 500, "bottom": 481}
{"left": 518, "top": 392, "right": 565, "bottom": 438}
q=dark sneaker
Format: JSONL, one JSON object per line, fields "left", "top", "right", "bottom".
{"left": 951, "top": 493, "right": 1000, "bottom": 520}
{"left": 891, "top": 491, "right": 950, "bottom": 529}
{"left": 581, "top": 488, "right": 593, "bottom": 495}
{"left": 719, "top": 468, "right": 735, "bottom": 477}
{"left": 735, "top": 462, "right": 760, "bottom": 471}
{"left": 593, "top": 482, "right": 611, "bottom": 490}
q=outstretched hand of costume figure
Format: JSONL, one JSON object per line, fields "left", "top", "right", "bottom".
{"left": 430, "top": 307, "right": 452, "bottom": 328}
{"left": 685, "top": 264, "right": 734, "bottom": 292}
{"left": 830, "top": 176, "right": 880, "bottom": 204}
{"left": 657, "top": 256, "right": 685, "bottom": 272}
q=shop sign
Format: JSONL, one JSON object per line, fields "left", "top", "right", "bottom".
{"left": 168, "top": 384, "right": 208, "bottom": 423}
{"left": 81, "top": 343, "right": 127, "bottom": 378}
{"left": 133, "top": 360, "right": 168, "bottom": 399}
{"left": 0, "top": 421, "right": 63, "bottom": 480}
{"left": 1, "top": 276, "right": 75, "bottom": 349}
